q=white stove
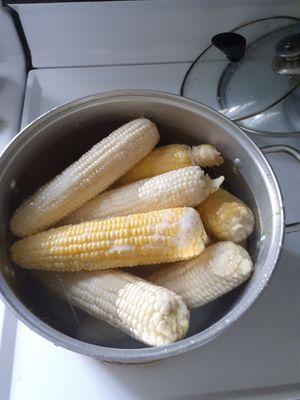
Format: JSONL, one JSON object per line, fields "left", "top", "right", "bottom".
{"left": 1, "top": 2, "right": 300, "bottom": 399}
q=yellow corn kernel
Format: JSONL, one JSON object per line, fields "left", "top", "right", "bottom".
{"left": 113, "top": 143, "right": 224, "bottom": 187}
{"left": 197, "top": 189, "right": 255, "bottom": 243}
{"left": 11, "top": 207, "right": 207, "bottom": 272}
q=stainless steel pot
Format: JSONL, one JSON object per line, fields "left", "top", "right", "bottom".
{"left": 0, "top": 90, "right": 299, "bottom": 364}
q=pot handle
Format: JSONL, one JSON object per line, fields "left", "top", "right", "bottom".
{"left": 261, "top": 144, "right": 300, "bottom": 233}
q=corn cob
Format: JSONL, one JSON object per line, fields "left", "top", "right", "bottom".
{"left": 197, "top": 189, "right": 255, "bottom": 243}
{"left": 10, "top": 118, "right": 160, "bottom": 237}
{"left": 60, "top": 166, "right": 224, "bottom": 225}
{"left": 191, "top": 144, "right": 224, "bottom": 167}
{"left": 149, "top": 241, "right": 253, "bottom": 309}
{"left": 11, "top": 207, "right": 207, "bottom": 272}
{"left": 113, "top": 143, "right": 224, "bottom": 187}
{"left": 34, "top": 269, "right": 190, "bottom": 346}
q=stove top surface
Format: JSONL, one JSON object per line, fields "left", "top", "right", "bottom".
{"left": 1, "top": 2, "right": 300, "bottom": 398}
{"left": 0, "top": 64, "right": 299, "bottom": 400}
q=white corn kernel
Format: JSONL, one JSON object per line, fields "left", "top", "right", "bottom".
{"left": 34, "top": 269, "right": 190, "bottom": 346}
{"left": 10, "top": 118, "right": 159, "bottom": 237}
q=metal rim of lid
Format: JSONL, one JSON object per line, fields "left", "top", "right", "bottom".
{"left": 181, "top": 16, "right": 300, "bottom": 136}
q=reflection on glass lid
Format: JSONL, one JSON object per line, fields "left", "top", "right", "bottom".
{"left": 182, "top": 17, "right": 300, "bottom": 135}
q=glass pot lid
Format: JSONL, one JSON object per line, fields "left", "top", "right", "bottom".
{"left": 181, "top": 17, "right": 300, "bottom": 135}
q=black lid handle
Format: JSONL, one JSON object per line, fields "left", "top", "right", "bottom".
{"left": 212, "top": 32, "right": 246, "bottom": 62}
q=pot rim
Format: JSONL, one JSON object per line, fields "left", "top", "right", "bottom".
{"left": 0, "top": 89, "right": 284, "bottom": 363}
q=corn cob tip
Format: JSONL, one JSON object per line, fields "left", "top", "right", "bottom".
{"left": 210, "top": 241, "right": 253, "bottom": 277}
{"left": 134, "top": 117, "right": 160, "bottom": 136}
{"left": 198, "top": 174, "right": 224, "bottom": 201}
{"left": 211, "top": 175, "right": 224, "bottom": 189}
{"left": 119, "top": 282, "right": 190, "bottom": 346}
{"left": 197, "top": 189, "right": 255, "bottom": 243}
{"left": 225, "top": 204, "right": 255, "bottom": 243}
{"left": 192, "top": 144, "right": 224, "bottom": 167}
{"left": 178, "top": 207, "right": 208, "bottom": 250}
